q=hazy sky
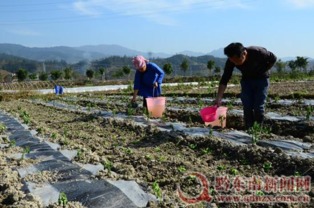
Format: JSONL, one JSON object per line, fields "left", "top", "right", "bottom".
{"left": 0, "top": 0, "right": 313, "bottom": 58}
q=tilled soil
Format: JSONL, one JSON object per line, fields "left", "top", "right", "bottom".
{"left": 1, "top": 97, "right": 313, "bottom": 207}
{"left": 52, "top": 95, "right": 314, "bottom": 142}
{"left": 162, "top": 80, "right": 314, "bottom": 99}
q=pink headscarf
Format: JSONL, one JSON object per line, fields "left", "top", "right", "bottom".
{"left": 132, "top": 55, "right": 148, "bottom": 70}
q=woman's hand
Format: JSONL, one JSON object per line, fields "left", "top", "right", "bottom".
{"left": 153, "top": 82, "right": 158, "bottom": 88}
{"left": 132, "top": 89, "right": 139, "bottom": 103}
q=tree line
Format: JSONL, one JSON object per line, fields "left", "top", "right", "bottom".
{"left": 1, "top": 53, "right": 313, "bottom": 82}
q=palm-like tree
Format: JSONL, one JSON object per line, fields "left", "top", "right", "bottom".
{"left": 39, "top": 72, "right": 48, "bottom": 81}
{"left": 122, "top": 66, "right": 131, "bottom": 80}
{"left": 86, "top": 69, "right": 94, "bottom": 80}
{"left": 64, "top": 67, "right": 73, "bottom": 80}
{"left": 99, "top": 67, "right": 106, "bottom": 80}
{"left": 214, "top": 66, "right": 221, "bottom": 76}
{"left": 180, "top": 58, "right": 189, "bottom": 76}
{"left": 288, "top": 61, "right": 297, "bottom": 72}
{"left": 294, "top": 56, "right": 309, "bottom": 72}
{"left": 50, "top": 70, "right": 63, "bottom": 81}
{"left": 163, "top": 63, "right": 173, "bottom": 76}
{"left": 207, "top": 60, "right": 215, "bottom": 77}
{"left": 16, "top": 68, "right": 28, "bottom": 82}
{"left": 275, "top": 59, "right": 286, "bottom": 74}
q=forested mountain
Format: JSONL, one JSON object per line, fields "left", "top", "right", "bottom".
{"left": 0, "top": 51, "right": 226, "bottom": 79}
{"left": 89, "top": 54, "right": 227, "bottom": 77}
{"left": 1, "top": 43, "right": 313, "bottom": 80}
{"left": 0, "top": 53, "right": 40, "bottom": 73}
{"left": 0, "top": 43, "right": 226, "bottom": 64}
{"left": 0, "top": 43, "right": 105, "bottom": 64}
{"left": 0, "top": 43, "right": 170, "bottom": 64}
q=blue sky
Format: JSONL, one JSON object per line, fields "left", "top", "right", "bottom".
{"left": 0, "top": 0, "right": 313, "bottom": 58}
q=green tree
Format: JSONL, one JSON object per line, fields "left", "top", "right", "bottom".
{"left": 16, "top": 68, "right": 28, "bottom": 82}
{"left": 99, "top": 67, "right": 106, "bottom": 80}
{"left": 163, "top": 63, "right": 173, "bottom": 76}
{"left": 294, "top": 56, "right": 309, "bottom": 72}
{"left": 39, "top": 72, "right": 48, "bottom": 81}
{"left": 275, "top": 59, "right": 286, "bottom": 74}
{"left": 29, "top": 73, "right": 37, "bottom": 80}
{"left": 113, "top": 70, "right": 124, "bottom": 79}
{"left": 207, "top": 60, "right": 215, "bottom": 77}
{"left": 86, "top": 69, "right": 94, "bottom": 80}
{"left": 287, "top": 60, "right": 301, "bottom": 79}
{"left": 50, "top": 70, "right": 63, "bottom": 81}
{"left": 214, "top": 66, "right": 221, "bottom": 76}
{"left": 288, "top": 60, "right": 297, "bottom": 72}
{"left": 122, "top": 66, "right": 131, "bottom": 80}
{"left": 64, "top": 67, "right": 73, "bottom": 80}
{"left": 180, "top": 58, "right": 189, "bottom": 76}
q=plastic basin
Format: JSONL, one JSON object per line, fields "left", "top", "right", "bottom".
{"left": 146, "top": 97, "right": 166, "bottom": 117}
{"left": 204, "top": 106, "right": 228, "bottom": 128}
{"left": 200, "top": 106, "right": 218, "bottom": 122}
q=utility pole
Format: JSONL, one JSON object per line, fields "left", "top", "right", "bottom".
{"left": 42, "top": 62, "right": 46, "bottom": 73}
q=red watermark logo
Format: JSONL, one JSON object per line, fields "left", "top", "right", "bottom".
{"left": 177, "top": 172, "right": 311, "bottom": 204}
{"left": 177, "top": 172, "right": 213, "bottom": 203}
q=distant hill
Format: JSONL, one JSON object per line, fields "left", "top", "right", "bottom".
{"left": 77, "top": 44, "right": 170, "bottom": 59}
{"left": 0, "top": 53, "right": 41, "bottom": 73}
{"left": 208, "top": 47, "right": 225, "bottom": 58}
{"left": 176, "top": 48, "right": 225, "bottom": 58}
{"left": 0, "top": 43, "right": 104, "bottom": 64}
{"left": 1, "top": 43, "right": 312, "bottom": 65}
{"left": 0, "top": 43, "right": 171, "bottom": 64}
{"left": 280, "top": 56, "right": 314, "bottom": 62}
{"left": 1, "top": 43, "right": 313, "bottom": 78}
{"left": 89, "top": 54, "right": 227, "bottom": 78}
{"left": 0, "top": 49, "right": 227, "bottom": 77}
{"left": 176, "top": 51, "right": 206, "bottom": 57}
{"left": 0, "top": 43, "right": 228, "bottom": 64}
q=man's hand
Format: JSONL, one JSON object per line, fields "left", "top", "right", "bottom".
{"left": 153, "top": 82, "right": 158, "bottom": 88}
{"left": 214, "top": 98, "right": 222, "bottom": 106}
{"left": 215, "top": 84, "right": 226, "bottom": 107}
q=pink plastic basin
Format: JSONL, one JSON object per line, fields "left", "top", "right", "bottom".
{"left": 146, "top": 97, "right": 166, "bottom": 117}
{"left": 204, "top": 106, "right": 228, "bottom": 128}
{"left": 200, "top": 106, "right": 218, "bottom": 122}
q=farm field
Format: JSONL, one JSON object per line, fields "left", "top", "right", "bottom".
{"left": 0, "top": 80, "right": 314, "bottom": 208}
